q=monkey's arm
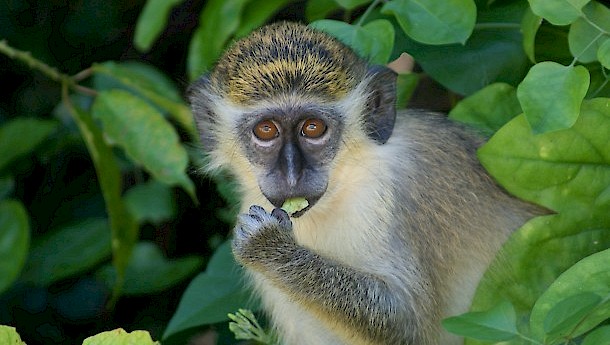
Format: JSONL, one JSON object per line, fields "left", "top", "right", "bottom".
{"left": 233, "top": 206, "right": 418, "bottom": 344}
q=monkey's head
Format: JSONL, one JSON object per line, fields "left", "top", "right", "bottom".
{"left": 190, "top": 22, "right": 396, "bottom": 216}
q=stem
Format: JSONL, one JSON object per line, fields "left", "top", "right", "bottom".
{"left": 590, "top": 68, "right": 610, "bottom": 98}
{"left": 570, "top": 31, "right": 605, "bottom": 66}
{"left": 581, "top": 13, "right": 610, "bottom": 36}
{"left": 0, "top": 39, "right": 96, "bottom": 95}
{"left": 1, "top": 39, "right": 67, "bottom": 83}
{"left": 355, "top": 0, "right": 383, "bottom": 26}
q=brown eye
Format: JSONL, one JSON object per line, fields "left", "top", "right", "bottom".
{"left": 301, "top": 118, "right": 327, "bottom": 138}
{"left": 253, "top": 120, "right": 279, "bottom": 141}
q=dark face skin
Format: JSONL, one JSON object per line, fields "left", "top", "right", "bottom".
{"left": 238, "top": 104, "right": 344, "bottom": 216}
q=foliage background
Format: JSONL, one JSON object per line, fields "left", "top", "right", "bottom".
{"left": 1, "top": 0, "right": 609, "bottom": 344}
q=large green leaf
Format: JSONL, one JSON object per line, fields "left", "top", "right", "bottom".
{"left": 443, "top": 301, "right": 519, "bottom": 342}
{"left": 187, "top": 0, "right": 250, "bottom": 80}
{"left": 66, "top": 104, "right": 138, "bottom": 299}
{"left": 568, "top": 2, "right": 610, "bottom": 63}
{"left": 449, "top": 83, "right": 521, "bottom": 136}
{"left": 528, "top": 0, "right": 590, "bottom": 25}
{"left": 163, "top": 241, "right": 255, "bottom": 341}
{"left": 92, "top": 61, "right": 194, "bottom": 136}
{"left": 382, "top": 0, "right": 476, "bottom": 45}
{"left": 83, "top": 329, "right": 159, "bottom": 345}
{"left": 469, "top": 98, "right": 610, "bottom": 344}
{"left": 396, "top": 2, "right": 529, "bottom": 95}
{"left": 469, "top": 213, "right": 610, "bottom": 345}
{"left": 530, "top": 249, "right": 610, "bottom": 341}
{"left": 97, "top": 241, "right": 203, "bottom": 295}
{"left": 0, "top": 118, "right": 57, "bottom": 172}
{"left": 23, "top": 218, "right": 111, "bottom": 286}
{"left": 134, "top": 0, "right": 185, "bottom": 52}
{"left": 479, "top": 99, "right": 609, "bottom": 213}
{"left": 0, "top": 200, "right": 29, "bottom": 294}
{"left": 309, "top": 19, "right": 395, "bottom": 64}
{"left": 0, "top": 326, "right": 25, "bottom": 345}
{"left": 517, "top": 62, "right": 590, "bottom": 133}
{"left": 91, "top": 89, "right": 195, "bottom": 198}
{"left": 124, "top": 180, "right": 176, "bottom": 225}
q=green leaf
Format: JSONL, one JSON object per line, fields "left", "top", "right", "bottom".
{"left": 234, "top": 0, "right": 291, "bottom": 38}
{"left": 568, "top": 2, "right": 610, "bottom": 63}
{"left": 92, "top": 61, "right": 195, "bottom": 137}
{"left": 0, "top": 117, "right": 57, "bottom": 172}
{"left": 479, "top": 99, "right": 610, "bottom": 213}
{"left": 134, "top": 0, "right": 185, "bottom": 52}
{"left": 382, "top": 0, "right": 476, "bottom": 45}
{"left": 599, "top": 39, "right": 610, "bottom": 69}
{"left": 395, "top": 72, "right": 419, "bottom": 109}
{"left": 83, "top": 329, "right": 159, "bottom": 345}
{"left": 471, "top": 213, "right": 610, "bottom": 339}
{"left": 0, "top": 326, "right": 26, "bottom": 345}
{"left": 0, "top": 176, "right": 14, "bottom": 200}
{"left": 530, "top": 249, "right": 610, "bottom": 340}
{"left": 0, "top": 200, "right": 29, "bottom": 294}
{"left": 309, "top": 19, "right": 394, "bottom": 64}
{"left": 470, "top": 99, "right": 610, "bottom": 339}
{"left": 66, "top": 104, "right": 138, "bottom": 300}
{"left": 91, "top": 89, "right": 195, "bottom": 198}
{"left": 521, "top": 7, "right": 543, "bottom": 63}
{"left": 306, "top": 0, "right": 341, "bottom": 21}
{"left": 124, "top": 180, "right": 176, "bottom": 225}
{"left": 97, "top": 241, "right": 203, "bottom": 295}
{"left": 398, "top": 1, "right": 529, "bottom": 95}
{"left": 528, "top": 0, "right": 590, "bottom": 26}
{"left": 187, "top": 0, "right": 250, "bottom": 80}
{"left": 542, "top": 292, "right": 602, "bottom": 340}
{"left": 449, "top": 83, "right": 522, "bottom": 136}
{"left": 163, "top": 241, "right": 256, "bottom": 341}
{"left": 23, "top": 218, "right": 111, "bottom": 286}
{"left": 443, "top": 301, "right": 519, "bottom": 341}
{"left": 517, "top": 62, "right": 590, "bottom": 133}
{"left": 333, "top": 0, "right": 371, "bottom": 10}
{"left": 582, "top": 325, "right": 610, "bottom": 345}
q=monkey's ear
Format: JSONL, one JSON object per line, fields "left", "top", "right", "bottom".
{"left": 363, "top": 65, "right": 397, "bottom": 144}
{"left": 188, "top": 75, "right": 218, "bottom": 151}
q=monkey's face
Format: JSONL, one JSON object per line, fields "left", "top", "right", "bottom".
{"left": 238, "top": 104, "right": 343, "bottom": 217}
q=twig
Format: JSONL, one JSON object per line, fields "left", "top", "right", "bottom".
{"left": 0, "top": 39, "right": 97, "bottom": 96}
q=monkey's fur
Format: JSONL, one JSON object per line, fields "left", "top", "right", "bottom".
{"left": 190, "top": 22, "right": 540, "bottom": 345}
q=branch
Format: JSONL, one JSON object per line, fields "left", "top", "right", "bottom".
{"left": 0, "top": 39, "right": 97, "bottom": 96}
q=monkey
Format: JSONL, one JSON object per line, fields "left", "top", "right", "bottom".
{"left": 189, "top": 22, "right": 541, "bottom": 345}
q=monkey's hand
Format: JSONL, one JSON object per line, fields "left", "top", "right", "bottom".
{"left": 232, "top": 205, "right": 295, "bottom": 267}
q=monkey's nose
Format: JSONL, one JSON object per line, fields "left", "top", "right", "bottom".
{"left": 280, "top": 142, "right": 302, "bottom": 188}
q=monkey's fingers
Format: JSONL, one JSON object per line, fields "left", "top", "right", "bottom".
{"left": 271, "top": 208, "right": 292, "bottom": 228}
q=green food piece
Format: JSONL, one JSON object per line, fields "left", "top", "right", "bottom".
{"left": 281, "top": 198, "right": 309, "bottom": 215}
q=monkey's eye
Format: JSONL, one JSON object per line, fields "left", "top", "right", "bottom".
{"left": 253, "top": 120, "right": 279, "bottom": 141}
{"left": 301, "top": 118, "right": 327, "bottom": 138}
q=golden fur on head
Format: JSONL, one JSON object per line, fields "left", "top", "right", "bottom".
{"left": 209, "top": 22, "right": 367, "bottom": 105}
